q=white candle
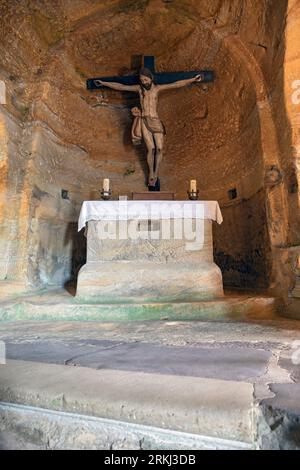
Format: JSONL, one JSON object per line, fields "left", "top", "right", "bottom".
{"left": 190, "top": 180, "right": 197, "bottom": 192}
{"left": 103, "top": 178, "right": 110, "bottom": 192}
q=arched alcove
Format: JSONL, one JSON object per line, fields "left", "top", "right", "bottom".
{"left": 30, "top": 2, "right": 269, "bottom": 288}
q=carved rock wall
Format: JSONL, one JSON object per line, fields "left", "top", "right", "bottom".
{"left": 0, "top": 0, "right": 299, "bottom": 294}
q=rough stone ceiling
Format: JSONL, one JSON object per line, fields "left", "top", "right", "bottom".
{"left": 0, "top": 0, "right": 281, "bottom": 76}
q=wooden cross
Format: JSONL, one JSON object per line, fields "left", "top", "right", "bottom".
{"left": 87, "top": 56, "right": 214, "bottom": 90}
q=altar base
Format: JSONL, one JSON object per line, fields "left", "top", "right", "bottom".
{"left": 76, "top": 218, "right": 223, "bottom": 302}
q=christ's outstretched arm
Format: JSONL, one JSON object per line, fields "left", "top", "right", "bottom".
{"left": 94, "top": 79, "right": 139, "bottom": 92}
{"left": 157, "top": 74, "right": 203, "bottom": 92}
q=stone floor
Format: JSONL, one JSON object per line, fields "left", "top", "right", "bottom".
{"left": 0, "top": 305, "right": 300, "bottom": 449}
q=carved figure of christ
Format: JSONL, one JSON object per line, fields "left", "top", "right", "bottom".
{"left": 96, "top": 68, "right": 203, "bottom": 188}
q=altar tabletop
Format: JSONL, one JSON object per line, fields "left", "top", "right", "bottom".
{"left": 78, "top": 200, "right": 223, "bottom": 232}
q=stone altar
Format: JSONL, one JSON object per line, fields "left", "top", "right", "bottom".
{"left": 76, "top": 201, "right": 224, "bottom": 303}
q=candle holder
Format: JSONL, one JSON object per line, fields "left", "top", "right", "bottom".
{"left": 187, "top": 189, "right": 199, "bottom": 201}
{"left": 100, "top": 189, "right": 112, "bottom": 200}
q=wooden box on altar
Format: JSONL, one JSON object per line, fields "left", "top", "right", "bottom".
{"left": 132, "top": 192, "right": 175, "bottom": 201}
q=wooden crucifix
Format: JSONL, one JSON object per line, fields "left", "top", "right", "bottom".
{"left": 87, "top": 56, "right": 214, "bottom": 191}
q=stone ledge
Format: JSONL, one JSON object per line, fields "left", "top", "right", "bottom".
{"left": 0, "top": 401, "right": 253, "bottom": 450}
{"left": 280, "top": 298, "right": 300, "bottom": 321}
{"left": 0, "top": 295, "right": 279, "bottom": 322}
{"left": 0, "top": 360, "right": 254, "bottom": 444}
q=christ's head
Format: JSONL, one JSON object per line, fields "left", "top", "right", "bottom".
{"left": 139, "top": 68, "right": 154, "bottom": 90}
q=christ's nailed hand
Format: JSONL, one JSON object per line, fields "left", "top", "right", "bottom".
{"left": 194, "top": 74, "right": 204, "bottom": 82}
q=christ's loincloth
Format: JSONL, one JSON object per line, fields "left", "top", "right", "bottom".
{"left": 143, "top": 116, "right": 166, "bottom": 135}
{"left": 131, "top": 109, "right": 166, "bottom": 145}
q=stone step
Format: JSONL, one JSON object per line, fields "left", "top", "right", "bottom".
{"left": 0, "top": 360, "right": 255, "bottom": 449}
{"left": 0, "top": 292, "right": 279, "bottom": 322}
{"left": 0, "top": 281, "right": 27, "bottom": 300}
{"left": 0, "top": 402, "right": 253, "bottom": 450}
{"left": 282, "top": 298, "right": 300, "bottom": 320}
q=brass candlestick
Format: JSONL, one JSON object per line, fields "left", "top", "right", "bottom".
{"left": 187, "top": 189, "right": 199, "bottom": 201}
{"left": 100, "top": 189, "right": 112, "bottom": 200}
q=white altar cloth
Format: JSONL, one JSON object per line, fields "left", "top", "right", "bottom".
{"left": 78, "top": 200, "right": 223, "bottom": 232}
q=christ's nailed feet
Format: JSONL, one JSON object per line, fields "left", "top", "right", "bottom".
{"left": 148, "top": 176, "right": 157, "bottom": 187}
